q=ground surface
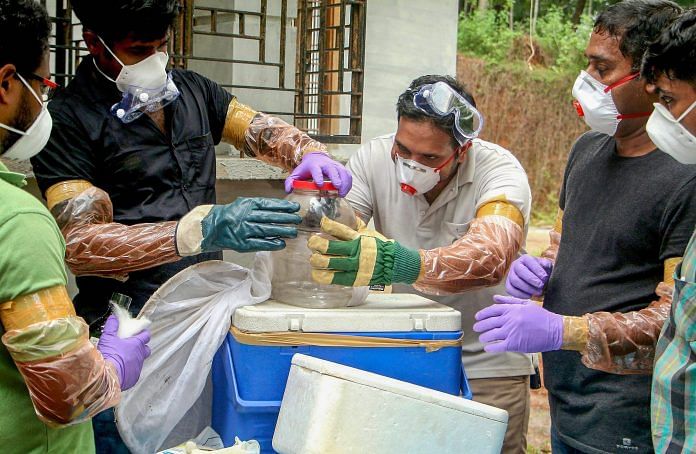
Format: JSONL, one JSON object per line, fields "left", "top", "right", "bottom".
{"left": 525, "top": 227, "right": 552, "bottom": 454}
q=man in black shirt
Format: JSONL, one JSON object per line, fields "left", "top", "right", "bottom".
{"left": 30, "top": 2, "right": 352, "bottom": 451}
{"left": 32, "top": 0, "right": 352, "bottom": 324}
{"left": 473, "top": 1, "right": 696, "bottom": 453}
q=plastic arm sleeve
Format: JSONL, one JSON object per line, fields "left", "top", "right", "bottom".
{"left": 0, "top": 286, "right": 120, "bottom": 426}
{"left": 561, "top": 258, "right": 680, "bottom": 375}
{"left": 221, "top": 99, "right": 327, "bottom": 171}
{"left": 541, "top": 209, "right": 562, "bottom": 263}
{"left": 413, "top": 202, "right": 525, "bottom": 296}
{"left": 46, "top": 180, "right": 180, "bottom": 281}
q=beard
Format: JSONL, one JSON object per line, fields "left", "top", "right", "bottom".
{"left": 0, "top": 90, "right": 34, "bottom": 154}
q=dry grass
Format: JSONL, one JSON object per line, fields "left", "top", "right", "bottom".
{"left": 456, "top": 55, "right": 587, "bottom": 222}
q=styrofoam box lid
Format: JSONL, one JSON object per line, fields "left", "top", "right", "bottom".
{"left": 232, "top": 293, "right": 461, "bottom": 333}
{"left": 290, "top": 354, "right": 508, "bottom": 423}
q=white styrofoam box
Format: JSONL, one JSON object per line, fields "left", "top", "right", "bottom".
{"left": 272, "top": 354, "right": 508, "bottom": 454}
{"left": 233, "top": 293, "right": 461, "bottom": 333}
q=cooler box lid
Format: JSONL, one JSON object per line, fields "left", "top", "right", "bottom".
{"left": 232, "top": 293, "right": 461, "bottom": 333}
{"left": 272, "top": 354, "right": 508, "bottom": 454}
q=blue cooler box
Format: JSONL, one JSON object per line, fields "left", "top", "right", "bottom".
{"left": 212, "top": 294, "right": 468, "bottom": 453}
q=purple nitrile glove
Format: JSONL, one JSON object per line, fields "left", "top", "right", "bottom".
{"left": 284, "top": 152, "right": 353, "bottom": 197}
{"left": 473, "top": 295, "right": 563, "bottom": 353}
{"left": 506, "top": 254, "right": 553, "bottom": 298}
{"left": 97, "top": 315, "right": 151, "bottom": 391}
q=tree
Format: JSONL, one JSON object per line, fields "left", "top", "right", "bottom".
{"left": 571, "top": 0, "right": 587, "bottom": 25}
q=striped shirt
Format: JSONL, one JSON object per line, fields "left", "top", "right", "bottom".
{"left": 652, "top": 230, "right": 696, "bottom": 453}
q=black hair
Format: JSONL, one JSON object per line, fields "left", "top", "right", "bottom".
{"left": 396, "top": 75, "right": 476, "bottom": 148}
{"left": 594, "top": 0, "right": 683, "bottom": 71}
{"left": 71, "top": 0, "right": 181, "bottom": 43}
{"left": 642, "top": 8, "right": 696, "bottom": 86}
{"left": 0, "top": 0, "right": 51, "bottom": 74}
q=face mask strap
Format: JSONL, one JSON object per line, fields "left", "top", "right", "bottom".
{"left": 97, "top": 36, "right": 126, "bottom": 68}
{"left": 676, "top": 100, "right": 696, "bottom": 122}
{"left": 0, "top": 121, "right": 27, "bottom": 136}
{"left": 0, "top": 74, "right": 46, "bottom": 136}
{"left": 92, "top": 58, "right": 118, "bottom": 84}
{"left": 617, "top": 111, "right": 652, "bottom": 120}
{"left": 16, "top": 73, "right": 44, "bottom": 107}
{"left": 434, "top": 150, "right": 458, "bottom": 172}
{"left": 604, "top": 73, "right": 640, "bottom": 93}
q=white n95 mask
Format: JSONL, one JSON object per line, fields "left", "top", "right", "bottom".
{"left": 572, "top": 71, "right": 650, "bottom": 136}
{"left": 646, "top": 101, "right": 696, "bottom": 164}
{"left": 0, "top": 74, "right": 52, "bottom": 161}
{"left": 98, "top": 36, "right": 169, "bottom": 92}
{"left": 396, "top": 153, "right": 455, "bottom": 196}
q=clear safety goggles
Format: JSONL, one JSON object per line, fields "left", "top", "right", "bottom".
{"left": 413, "top": 81, "right": 483, "bottom": 145}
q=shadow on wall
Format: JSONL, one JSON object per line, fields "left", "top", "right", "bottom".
{"left": 456, "top": 55, "right": 588, "bottom": 223}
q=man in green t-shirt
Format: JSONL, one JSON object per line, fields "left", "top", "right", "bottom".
{"left": 0, "top": 1, "right": 150, "bottom": 452}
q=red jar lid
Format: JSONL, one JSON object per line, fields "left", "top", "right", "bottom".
{"left": 292, "top": 180, "right": 338, "bottom": 191}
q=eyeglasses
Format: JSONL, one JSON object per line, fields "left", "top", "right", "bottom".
{"left": 19, "top": 73, "right": 59, "bottom": 102}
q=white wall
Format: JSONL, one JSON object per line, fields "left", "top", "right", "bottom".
{"left": 330, "top": 0, "right": 459, "bottom": 160}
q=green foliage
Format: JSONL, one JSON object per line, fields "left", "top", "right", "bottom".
{"left": 457, "top": 10, "right": 518, "bottom": 63}
{"left": 535, "top": 8, "right": 593, "bottom": 73}
{"left": 457, "top": 7, "right": 592, "bottom": 76}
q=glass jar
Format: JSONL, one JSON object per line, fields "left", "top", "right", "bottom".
{"left": 271, "top": 180, "right": 358, "bottom": 308}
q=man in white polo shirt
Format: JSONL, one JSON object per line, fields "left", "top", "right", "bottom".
{"left": 308, "top": 75, "right": 533, "bottom": 453}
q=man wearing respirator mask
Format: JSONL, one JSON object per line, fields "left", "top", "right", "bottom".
{"left": 0, "top": 1, "right": 150, "bottom": 452}
{"left": 29, "top": 0, "right": 351, "bottom": 450}
{"left": 472, "top": 1, "right": 696, "bottom": 453}
{"left": 308, "top": 74, "right": 534, "bottom": 454}
{"left": 641, "top": 9, "right": 696, "bottom": 452}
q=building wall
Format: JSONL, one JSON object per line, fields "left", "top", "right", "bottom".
{"left": 332, "top": 0, "right": 459, "bottom": 161}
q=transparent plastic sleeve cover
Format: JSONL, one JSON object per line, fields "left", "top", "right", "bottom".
{"left": 2, "top": 316, "right": 121, "bottom": 426}
{"left": 414, "top": 215, "right": 523, "bottom": 295}
{"left": 51, "top": 185, "right": 180, "bottom": 281}
{"left": 580, "top": 281, "right": 672, "bottom": 374}
{"left": 242, "top": 113, "right": 327, "bottom": 171}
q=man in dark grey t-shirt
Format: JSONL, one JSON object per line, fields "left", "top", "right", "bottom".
{"left": 473, "top": 1, "right": 696, "bottom": 453}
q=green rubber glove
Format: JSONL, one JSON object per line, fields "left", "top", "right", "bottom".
{"left": 201, "top": 197, "right": 301, "bottom": 252}
{"left": 308, "top": 217, "right": 422, "bottom": 286}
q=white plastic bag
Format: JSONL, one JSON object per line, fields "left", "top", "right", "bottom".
{"left": 116, "top": 260, "right": 271, "bottom": 453}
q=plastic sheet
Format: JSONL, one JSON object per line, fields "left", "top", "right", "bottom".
{"left": 242, "top": 112, "right": 327, "bottom": 171}
{"left": 414, "top": 215, "right": 524, "bottom": 295}
{"left": 578, "top": 281, "right": 673, "bottom": 374}
{"left": 115, "top": 260, "right": 271, "bottom": 453}
{"left": 2, "top": 316, "right": 121, "bottom": 426}
{"left": 49, "top": 183, "right": 180, "bottom": 281}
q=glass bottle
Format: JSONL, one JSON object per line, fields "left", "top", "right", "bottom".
{"left": 271, "top": 180, "right": 358, "bottom": 308}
